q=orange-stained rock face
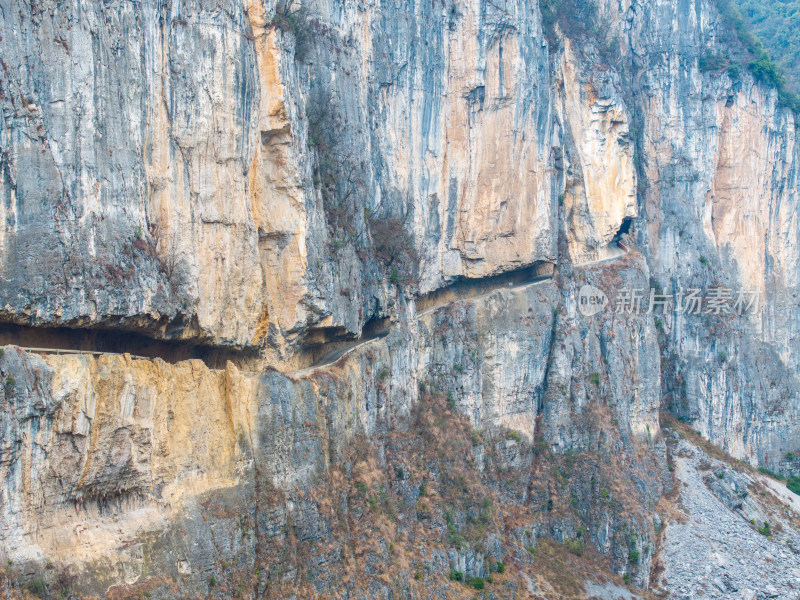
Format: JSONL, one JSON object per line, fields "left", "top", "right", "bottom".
{"left": 438, "top": 23, "right": 557, "bottom": 280}
{"left": 557, "top": 40, "right": 637, "bottom": 263}
{"left": 0, "top": 252, "right": 663, "bottom": 592}
{"left": 3, "top": 0, "right": 800, "bottom": 597}
{"left": 246, "top": 21, "right": 310, "bottom": 352}
{"left": 0, "top": 0, "right": 565, "bottom": 353}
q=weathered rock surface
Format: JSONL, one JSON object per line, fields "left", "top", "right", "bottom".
{"left": 0, "top": 0, "right": 565, "bottom": 352}
{"left": 607, "top": 0, "right": 800, "bottom": 468}
{"left": 1, "top": 0, "right": 800, "bottom": 597}
{"left": 0, "top": 249, "right": 666, "bottom": 596}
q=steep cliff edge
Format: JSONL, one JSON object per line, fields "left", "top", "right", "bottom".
{"left": 608, "top": 0, "right": 800, "bottom": 468}
{"left": 2, "top": 0, "right": 800, "bottom": 597}
{"left": 0, "top": 0, "right": 563, "bottom": 354}
{"left": 0, "top": 250, "right": 665, "bottom": 597}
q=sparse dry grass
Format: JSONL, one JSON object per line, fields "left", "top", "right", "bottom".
{"left": 5, "top": 390, "right": 672, "bottom": 600}
{"left": 531, "top": 539, "right": 662, "bottom": 600}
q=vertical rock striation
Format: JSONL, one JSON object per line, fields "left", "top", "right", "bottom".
{"left": 1, "top": 0, "right": 800, "bottom": 596}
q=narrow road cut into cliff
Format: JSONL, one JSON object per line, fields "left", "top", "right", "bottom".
{"left": 3, "top": 242, "right": 629, "bottom": 374}
{"left": 293, "top": 241, "right": 630, "bottom": 374}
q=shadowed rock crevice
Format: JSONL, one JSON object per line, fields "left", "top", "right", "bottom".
{"left": 415, "top": 261, "right": 556, "bottom": 316}
{"left": 294, "top": 315, "right": 392, "bottom": 369}
{"left": 0, "top": 323, "right": 261, "bottom": 369}
{"left": 613, "top": 216, "right": 633, "bottom": 242}
{"left": 0, "top": 254, "right": 615, "bottom": 374}
{"left": 291, "top": 262, "right": 560, "bottom": 374}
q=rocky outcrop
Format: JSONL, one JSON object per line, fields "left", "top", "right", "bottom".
{"left": 0, "top": 244, "right": 665, "bottom": 595}
{"left": 2, "top": 0, "right": 800, "bottom": 596}
{"left": 612, "top": 0, "right": 800, "bottom": 468}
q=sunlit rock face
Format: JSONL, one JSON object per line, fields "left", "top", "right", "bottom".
{"left": 2, "top": 0, "right": 800, "bottom": 597}
{"left": 0, "top": 2, "right": 267, "bottom": 347}
{"left": 0, "top": 253, "right": 663, "bottom": 594}
{"left": 0, "top": 0, "right": 563, "bottom": 352}
{"left": 556, "top": 39, "right": 638, "bottom": 263}
{"left": 612, "top": 0, "right": 800, "bottom": 467}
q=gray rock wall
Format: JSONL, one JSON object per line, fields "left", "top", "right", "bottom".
{"left": 2, "top": 0, "right": 800, "bottom": 595}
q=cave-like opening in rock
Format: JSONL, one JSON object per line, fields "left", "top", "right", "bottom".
{"left": 613, "top": 216, "right": 633, "bottom": 242}
{"left": 0, "top": 323, "right": 260, "bottom": 369}
{"left": 415, "top": 260, "right": 555, "bottom": 315}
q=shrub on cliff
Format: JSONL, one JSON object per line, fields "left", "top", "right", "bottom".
{"left": 369, "top": 215, "right": 418, "bottom": 286}
{"left": 270, "top": 1, "right": 312, "bottom": 61}
{"left": 750, "top": 54, "right": 786, "bottom": 89}
{"left": 448, "top": 569, "right": 463, "bottom": 581}
{"left": 699, "top": 50, "right": 731, "bottom": 72}
{"left": 540, "top": 0, "right": 598, "bottom": 43}
{"left": 565, "top": 538, "right": 584, "bottom": 556}
{"left": 757, "top": 521, "right": 771, "bottom": 536}
{"left": 24, "top": 578, "right": 46, "bottom": 596}
{"left": 305, "top": 87, "right": 370, "bottom": 251}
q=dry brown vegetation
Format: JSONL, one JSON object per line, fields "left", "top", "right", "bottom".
{"left": 3, "top": 387, "right": 670, "bottom": 600}
{"left": 227, "top": 387, "right": 665, "bottom": 599}
{"left": 661, "top": 412, "right": 753, "bottom": 474}
{"left": 530, "top": 538, "right": 661, "bottom": 600}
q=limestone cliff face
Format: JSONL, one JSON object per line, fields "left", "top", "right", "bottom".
{"left": 0, "top": 249, "right": 663, "bottom": 594}
{"left": 0, "top": 0, "right": 564, "bottom": 353}
{"left": 556, "top": 39, "right": 637, "bottom": 262}
{"left": 596, "top": 0, "right": 800, "bottom": 467}
{"left": 1, "top": 0, "right": 800, "bottom": 597}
